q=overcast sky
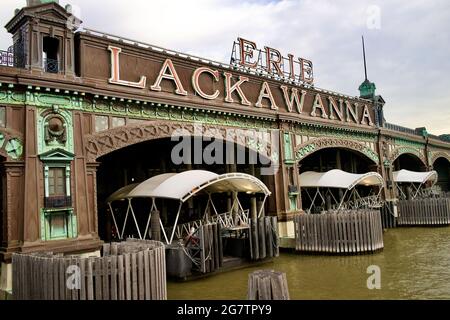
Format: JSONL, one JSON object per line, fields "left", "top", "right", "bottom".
{"left": 1, "top": 0, "right": 449, "bottom": 135}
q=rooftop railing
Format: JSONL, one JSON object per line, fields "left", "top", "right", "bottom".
{"left": 384, "top": 122, "right": 450, "bottom": 143}
{"left": 384, "top": 123, "right": 419, "bottom": 136}
{"left": 0, "top": 48, "right": 14, "bottom": 67}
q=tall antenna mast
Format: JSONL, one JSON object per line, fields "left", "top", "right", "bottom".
{"left": 362, "top": 35, "right": 368, "bottom": 81}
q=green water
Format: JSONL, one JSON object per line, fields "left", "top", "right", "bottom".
{"left": 167, "top": 227, "right": 450, "bottom": 300}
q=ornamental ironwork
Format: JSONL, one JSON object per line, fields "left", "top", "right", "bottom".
{"left": 0, "top": 47, "right": 14, "bottom": 67}
{"left": 44, "top": 58, "right": 59, "bottom": 73}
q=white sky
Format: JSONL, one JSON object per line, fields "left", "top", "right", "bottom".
{"left": 1, "top": 0, "right": 449, "bottom": 135}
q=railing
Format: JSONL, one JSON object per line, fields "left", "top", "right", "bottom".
{"left": 44, "top": 58, "right": 59, "bottom": 73}
{"left": 384, "top": 123, "right": 450, "bottom": 143}
{"left": 341, "top": 195, "right": 383, "bottom": 210}
{"left": 0, "top": 49, "right": 14, "bottom": 67}
{"left": 384, "top": 123, "right": 420, "bottom": 136}
{"left": 210, "top": 210, "right": 250, "bottom": 229}
{"left": 172, "top": 210, "right": 250, "bottom": 240}
{"left": 45, "top": 196, "right": 72, "bottom": 208}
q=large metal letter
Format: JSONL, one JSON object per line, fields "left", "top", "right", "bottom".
{"left": 223, "top": 72, "right": 251, "bottom": 106}
{"left": 108, "top": 46, "right": 147, "bottom": 88}
{"left": 151, "top": 59, "right": 188, "bottom": 96}
{"left": 192, "top": 67, "right": 220, "bottom": 100}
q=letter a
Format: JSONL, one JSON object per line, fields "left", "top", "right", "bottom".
{"left": 367, "top": 265, "right": 381, "bottom": 290}
{"left": 151, "top": 59, "right": 188, "bottom": 96}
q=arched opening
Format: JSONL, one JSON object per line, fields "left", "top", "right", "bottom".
{"left": 42, "top": 36, "right": 60, "bottom": 73}
{"left": 96, "top": 136, "right": 274, "bottom": 242}
{"left": 299, "top": 148, "right": 373, "bottom": 174}
{"left": 393, "top": 153, "right": 425, "bottom": 172}
{"left": 433, "top": 157, "right": 450, "bottom": 192}
{"left": 298, "top": 147, "right": 377, "bottom": 212}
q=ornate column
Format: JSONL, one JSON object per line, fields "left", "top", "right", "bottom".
{"left": 29, "top": 19, "right": 43, "bottom": 72}
{"left": 64, "top": 29, "right": 75, "bottom": 77}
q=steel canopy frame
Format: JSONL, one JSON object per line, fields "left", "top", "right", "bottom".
{"left": 106, "top": 171, "right": 271, "bottom": 244}
{"left": 393, "top": 170, "right": 438, "bottom": 200}
{"left": 394, "top": 170, "right": 438, "bottom": 199}
{"left": 300, "top": 170, "right": 384, "bottom": 213}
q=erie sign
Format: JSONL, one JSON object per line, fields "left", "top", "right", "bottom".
{"left": 231, "top": 38, "right": 314, "bottom": 86}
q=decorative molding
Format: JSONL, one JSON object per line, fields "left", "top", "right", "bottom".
{"left": 389, "top": 146, "right": 427, "bottom": 165}
{"left": 37, "top": 106, "right": 74, "bottom": 155}
{"left": 0, "top": 89, "right": 277, "bottom": 130}
{"left": 294, "top": 137, "right": 379, "bottom": 164}
{"left": 430, "top": 151, "right": 450, "bottom": 165}
{"left": 85, "top": 120, "right": 276, "bottom": 162}
{"left": 0, "top": 128, "right": 24, "bottom": 160}
{"left": 292, "top": 122, "right": 377, "bottom": 140}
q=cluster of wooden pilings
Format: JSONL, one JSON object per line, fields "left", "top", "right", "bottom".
{"left": 294, "top": 210, "right": 384, "bottom": 254}
{"left": 12, "top": 239, "right": 166, "bottom": 300}
{"left": 196, "top": 223, "right": 223, "bottom": 274}
{"left": 249, "top": 217, "right": 279, "bottom": 260}
{"left": 247, "top": 270, "right": 290, "bottom": 300}
{"left": 397, "top": 198, "right": 450, "bottom": 226}
{"left": 380, "top": 203, "right": 397, "bottom": 229}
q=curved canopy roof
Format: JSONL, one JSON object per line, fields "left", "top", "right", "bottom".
{"left": 299, "top": 169, "right": 384, "bottom": 190}
{"left": 393, "top": 170, "right": 438, "bottom": 185}
{"left": 107, "top": 170, "right": 271, "bottom": 203}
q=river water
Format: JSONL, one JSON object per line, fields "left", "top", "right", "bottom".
{"left": 167, "top": 227, "right": 450, "bottom": 300}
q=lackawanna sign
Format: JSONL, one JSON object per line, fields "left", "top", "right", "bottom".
{"left": 80, "top": 33, "right": 374, "bottom": 127}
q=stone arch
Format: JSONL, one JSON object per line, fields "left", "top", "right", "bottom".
{"left": 84, "top": 120, "right": 275, "bottom": 163}
{"left": 390, "top": 147, "right": 427, "bottom": 167}
{"left": 431, "top": 152, "right": 450, "bottom": 165}
{"left": 294, "top": 137, "right": 379, "bottom": 164}
{"left": 0, "top": 127, "right": 24, "bottom": 160}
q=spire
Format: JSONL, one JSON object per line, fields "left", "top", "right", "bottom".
{"left": 359, "top": 35, "right": 376, "bottom": 99}
{"left": 362, "top": 36, "right": 368, "bottom": 81}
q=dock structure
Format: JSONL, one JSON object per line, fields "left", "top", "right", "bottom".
{"left": 105, "top": 170, "right": 278, "bottom": 279}
{"left": 0, "top": 0, "right": 449, "bottom": 294}
{"left": 393, "top": 170, "right": 450, "bottom": 226}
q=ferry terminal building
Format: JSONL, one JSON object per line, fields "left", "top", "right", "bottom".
{"left": 0, "top": 1, "right": 449, "bottom": 292}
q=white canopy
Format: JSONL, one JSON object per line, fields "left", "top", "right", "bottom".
{"left": 107, "top": 170, "right": 271, "bottom": 203}
{"left": 299, "top": 169, "right": 384, "bottom": 190}
{"left": 393, "top": 170, "right": 438, "bottom": 185}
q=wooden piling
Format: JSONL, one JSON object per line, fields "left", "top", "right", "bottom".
{"left": 247, "top": 270, "right": 290, "bottom": 300}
